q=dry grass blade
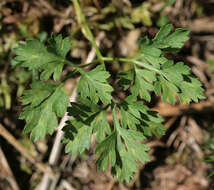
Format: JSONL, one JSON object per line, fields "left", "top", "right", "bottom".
{"left": 0, "top": 146, "right": 20, "bottom": 190}
{"left": 0, "top": 123, "right": 55, "bottom": 179}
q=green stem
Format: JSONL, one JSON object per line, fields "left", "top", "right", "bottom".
{"left": 102, "top": 57, "right": 164, "bottom": 75}
{"left": 72, "top": 0, "right": 104, "bottom": 65}
{"left": 75, "top": 56, "right": 165, "bottom": 76}
{"left": 63, "top": 59, "right": 79, "bottom": 67}
{"left": 61, "top": 70, "right": 79, "bottom": 83}
{"left": 64, "top": 53, "right": 165, "bottom": 77}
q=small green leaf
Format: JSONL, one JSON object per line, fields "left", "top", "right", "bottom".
{"left": 178, "top": 75, "right": 205, "bottom": 103}
{"left": 153, "top": 24, "right": 190, "bottom": 50}
{"left": 21, "top": 81, "right": 55, "bottom": 107}
{"left": 92, "top": 111, "right": 111, "bottom": 143}
{"left": 139, "top": 37, "right": 162, "bottom": 68}
{"left": 63, "top": 120, "right": 92, "bottom": 154}
{"left": 20, "top": 83, "right": 69, "bottom": 141}
{"left": 77, "top": 65, "right": 113, "bottom": 104}
{"left": 152, "top": 60, "right": 205, "bottom": 104}
{"left": 120, "top": 97, "right": 164, "bottom": 131}
{"left": 154, "top": 75, "right": 178, "bottom": 104}
{"left": 95, "top": 132, "right": 117, "bottom": 171}
{"left": 12, "top": 35, "right": 71, "bottom": 81}
{"left": 63, "top": 98, "right": 111, "bottom": 154}
{"left": 13, "top": 40, "right": 57, "bottom": 70}
{"left": 111, "top": 106, "right": 151, "bottom": 183}
{"left": 48, "top": 34, "right": 72, "bottom": 57}
{"left": 132, "top": 67, "right": 156, "bottom": 101}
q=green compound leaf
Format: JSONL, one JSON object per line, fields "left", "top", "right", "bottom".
{"left": 95, "top": 102, "right": 164, "bottom": 183}
{"left": 13, "top": 23, "right": 206, "bottom": 184}
{"left": 12, "top": 34, "right": 71, "bottom": 81}
{"left": 63, "top": 97, "right": 164, "bottom": 183}
{"left": 20, "top": 82, "right": 69, "bottom": 141}
{"left": 77, "top": 65, "right": 113, "bottom": 104}
{"left": 136, "top": 25, "right": 204, "bottom": 104}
